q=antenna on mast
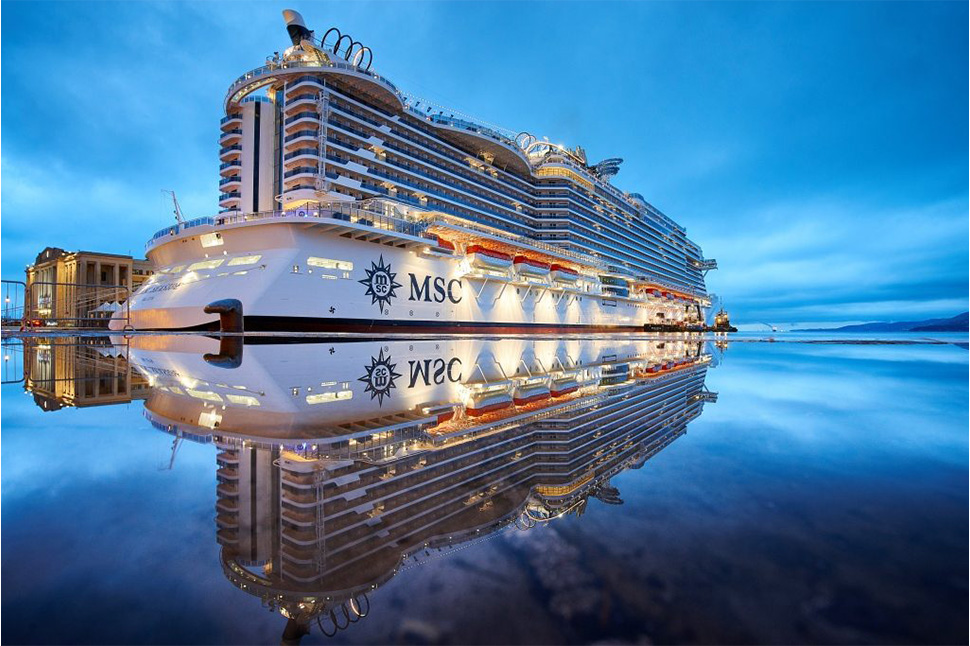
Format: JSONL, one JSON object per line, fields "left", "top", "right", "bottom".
{"left": 162, "top": 190, "right": 185, "bottom": 225}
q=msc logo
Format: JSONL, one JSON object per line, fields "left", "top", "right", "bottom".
{"left": 358, "top": 349, "right": 401, "bottom": 406}
{"left": 359, "top": 255, "right": 464, "bottom": 312}
{"left": 359, "top": 255, "right": 401, "bottom": 311}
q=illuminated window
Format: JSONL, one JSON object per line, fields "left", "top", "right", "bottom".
{"left": 187, "top": 259, "right": 225, "bottom": 271}
{"left": 228, "top": 255, "right": 262, "bottom": 266}
{"left": 226, "top": 394, "right": 260, "bottom": 407}
{"left": 307, "top": 257, "right": 354, "bottom": 271}
{"left": 186, "top": 388, "right": 224, "bottom": 403}
{"left": 200, "top": 233, "right": 224, "bottom": 248}
{"left": 306, "top": 390, "right": 353, "bottom": 405}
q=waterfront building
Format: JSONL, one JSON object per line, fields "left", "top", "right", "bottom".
{"left": 115, "top": 9, "right": 718, "bottom": 332}
{"left": 25, "top": 247, "right": 153, "bottom": 326}
{"left": 22, "top": 338, "right": 150, "bottom": 411}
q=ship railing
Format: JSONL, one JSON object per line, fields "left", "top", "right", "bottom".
{"left": 226, "top": 59, "right": 403, "bottom": 108}
{"left": 226, "top": 60, "right": 528, "bottom": 157}
{"left": 142, "top": 205, "right": 707, "bottom": 300}
{"left": 147, "top": 202, "right": 434, "bottom": 249}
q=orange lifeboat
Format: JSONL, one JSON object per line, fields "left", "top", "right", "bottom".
{"left": 467, "top": 245, "right": 513, "bottom": 270}
{"left": 513, "top": 383, "right": 551, "bottom": 405}
{"left": 550, "top": 263, "right": 580, "bottom": 283}
{"left": 550, "top": 377, "right": 580, "bottom": 397}
{"left": 513, "top": 255, "right": 550, "bottom": 277}
{"left": 466, "top": 391, "right": 513, "bottom": 417}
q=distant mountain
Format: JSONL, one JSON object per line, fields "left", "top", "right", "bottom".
{"left": 796, "top": 312, "right": 968, "bottom": 333}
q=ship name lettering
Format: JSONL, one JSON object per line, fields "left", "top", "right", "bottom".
{"left": 408, "top": 275, "right": 462, "bottom": 304}
{"left": 407, "top": 358, "right": 462, "bottom": 388}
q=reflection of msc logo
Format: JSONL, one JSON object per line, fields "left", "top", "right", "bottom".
{"left": 359, "top": 256, "right": 401, "bottom": 311}
{"left": 358, "top": 350, "right": 401, "bottom": 406}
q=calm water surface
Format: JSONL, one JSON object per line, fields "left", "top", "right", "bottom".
{"left": 1, "top": 334, "right": 967, "bottom": 645}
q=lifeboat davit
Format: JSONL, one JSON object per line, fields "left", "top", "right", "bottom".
{"left": 513, "top": 383, "right": 551, "bottom": 405}
{"left": 466, "top": 391, "right": 513, "bottom": 417}
{"left": 467, "top": 245, "right": 513, "bottom": 270}
{"left": 550, "top": 263, "right": 579, "bottom": 283}
{"left": 513, "top": 255, "right": 550, "bottom": 277}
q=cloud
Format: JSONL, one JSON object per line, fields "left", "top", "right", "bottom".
{"left": 1, "top": 157, "right": 215, "bottom": 268}
{"left": 705, "top": 195, "right": 969, "bottom": 322}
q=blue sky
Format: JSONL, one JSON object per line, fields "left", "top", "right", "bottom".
{"left": 2, "top": 1, "right": 967, "bottom": 326}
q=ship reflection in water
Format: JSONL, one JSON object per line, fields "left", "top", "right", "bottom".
{"left": 19, "top": 334, "right": 717, "bottom": 643}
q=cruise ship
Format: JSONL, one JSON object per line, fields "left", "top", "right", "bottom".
{"left": 113, "top": 9, "right": 718, "bottom": 333}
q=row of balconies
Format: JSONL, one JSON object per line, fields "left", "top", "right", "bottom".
{"left": 295, "top": 80, "right": 679, "bottom": 237}
{"left": 214, "top": 90, "right": 705, "bottom": 285}
{"left": 321, "top": 92, "right": 699, "bottom": 260}
{"left": 318, "top": 114, "right": 695, "bottom": 270}
{"left": 218, "top": 112, "right": 243, "bottom": 208}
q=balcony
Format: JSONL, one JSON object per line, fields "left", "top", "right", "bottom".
{"left": 284, "top": 111, "right": 320, "bottom": 128}
{"left": 219, "top": 129, "right": 243, "bottom": 145}
{"left": 219, "top": 160, "right": 242, "bottom": 172}
{"left": 217, "top": 466, "right": 239, "bottom": 480}
{"left": 219, "top": 144, "right": 243, "bottom": 158}
{"left": 283, "top": 166, "right": 317, "bottom": 179}
{"left": 219, "top": 192, "right": 241, "bottom": 205}
{"left": 219, "top": 176, "right": 242, "bottom": 187}
{"left": 283, "top": 130, "right": 319, "bottom": 150}
{"left": 283, "top": 76, "right": 325, "bottom": 96}
{"left": 283, "top": 148, "right": 321, "bottom": 164}
{"left": 220, "top": 113, "right": 242, "bottom": 127}
{"left": 215, "top": 514, "right": 237, "bottom": 529}
{"left": 216, "top": 529, "right": 238, "bottom": 546}
{"left": 216, "top": 498, "right": 239, "bottom": 514}
{"left": 286, "top": 95, "right": 318, "bottom": 110}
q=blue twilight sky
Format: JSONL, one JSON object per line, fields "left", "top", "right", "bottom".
{"left": 1, "top": 1, "right": 967, "bottom": 326}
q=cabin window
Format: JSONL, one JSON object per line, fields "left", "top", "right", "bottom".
{"left": 226, "top": 394, "right": 260, "bottom": 407}
{"left": 200, "top": 233, "right": 224, "bottom": 248}
{"left": 306, "top": 390, "right": 353, "bottom": 405}
{"left": 187, "top": 259, "right": 225, "bottom": 271}
{"left": 307, "top": 257, "right": 354, "bottom": 271}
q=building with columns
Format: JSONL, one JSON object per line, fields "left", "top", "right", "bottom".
{"left": 25, "top": 247, "right": 153, "bottom": 326}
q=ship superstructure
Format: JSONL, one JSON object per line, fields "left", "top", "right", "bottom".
{"left": 115, "top": 9, "right": 718, "bottom": 332}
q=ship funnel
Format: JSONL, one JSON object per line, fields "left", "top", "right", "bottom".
{"left": 282, "top": 9, "right": 313, "bottom": 46}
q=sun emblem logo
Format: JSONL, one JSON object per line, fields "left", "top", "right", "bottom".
{"left": 358, "top": 255, "right": 401, "bottom": 311}
{"left": 358, "top": 349, "right": 402, "bottom": 406}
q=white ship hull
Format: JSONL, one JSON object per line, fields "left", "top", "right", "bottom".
{"left": 124, "top": 334, "right": 711, "bottom": 438}
{"left": 113, "top": 212, "right": 707, "bottom": 332}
